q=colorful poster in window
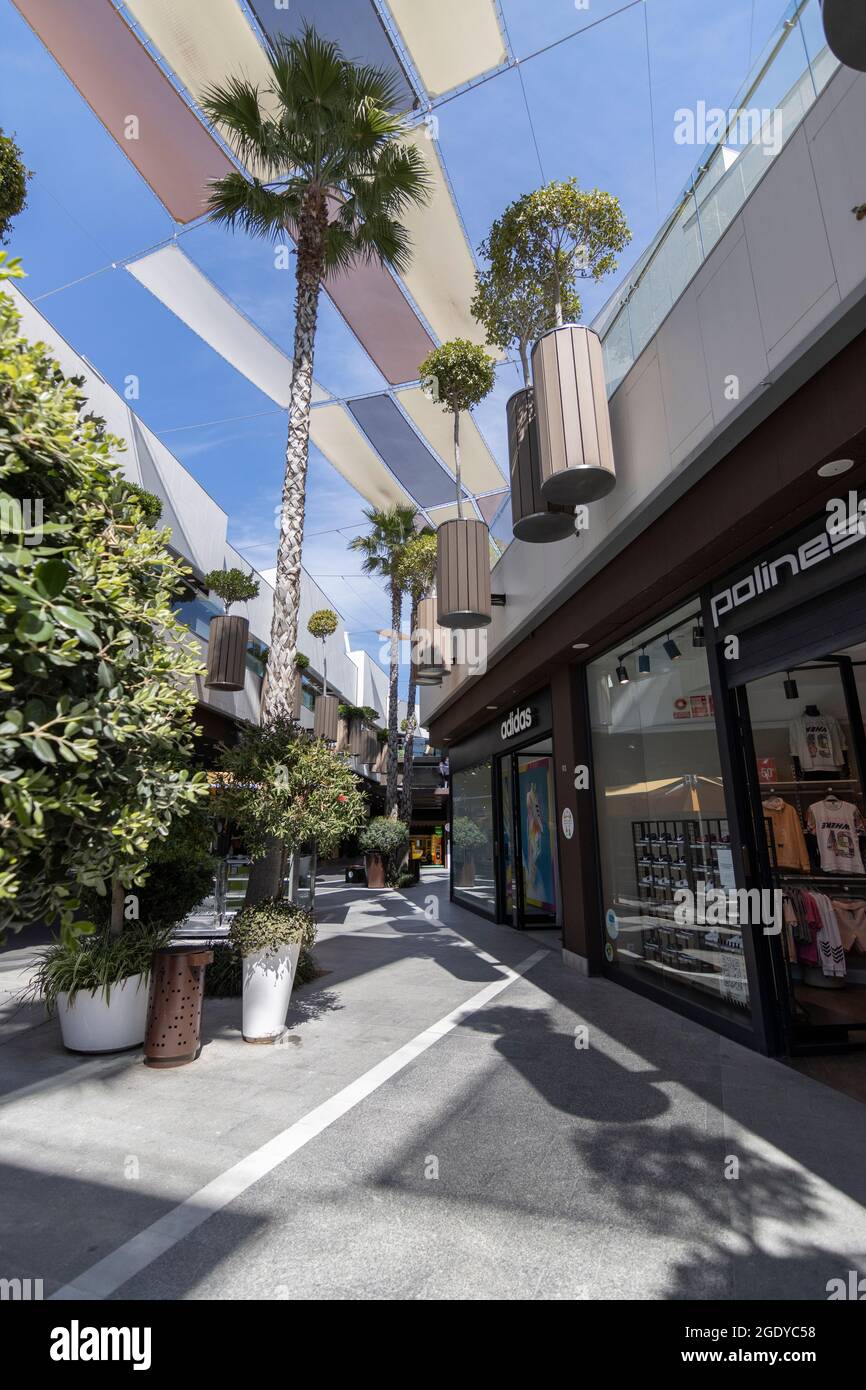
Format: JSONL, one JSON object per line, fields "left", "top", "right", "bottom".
{"left": 519, "top": 756, "right": 556, "bottom": 913}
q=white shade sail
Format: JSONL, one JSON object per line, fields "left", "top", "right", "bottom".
{"left": 125, "top": 245, "right": 329, "bottom": 407}
{"left": 388, "top": 0, "right": 508, "bottom": 97}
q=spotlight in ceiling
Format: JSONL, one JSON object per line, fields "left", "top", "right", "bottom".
{"left": 692, "top": 619, "right": 705, "bottom": 648}
{"left": 572, "top": 641, "right": 589, "bottom": 650}
{"left": 638, "top": 648, "right": 650, "bottom": 676}
{"left": 616, "top": 657, "right": 630, "bottom": 685}
{"left": 663, "top": 634, "right": 682, "bottom": 661}
{"left": 784, "top": 672, "right": 799, "bottom": 701}
{"left": 817, "top": 457, "right": 854, "bottom": 478}
{"left": 485, "top": 704, "right": 498, "bottom": 710}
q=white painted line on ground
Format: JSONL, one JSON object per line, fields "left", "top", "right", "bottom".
{"left": 51, "top": 947, "right": 548, "bottom": 1301}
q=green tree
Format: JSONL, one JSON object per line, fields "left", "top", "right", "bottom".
{"left": 217, "top": 715, "right": 366, "bottom": 903}
{"left": 418, "top": 340, "right": 496, "bottom": 518}
{"left": 490, "top": 180, "right": 631, "bottom": 332}
{"left": 393, "top": 530, "right": 437, "bottom": 823}
{"left": 307, "top": 606, "right": 338, "bottom": 698}
{"left": 471, "top": 231, "right": 581, "bottom": 389}
{"left": 0, "top": 130, "right": 31, "bottom": 245}
{"left": 204, "top": 566, "right": 260, "bottom": 613}
{"left": 201, "top": 27, "right": 429, "bottom": 724}
{"left": 0, "top": 258, "right": 206, "bottom": 940}
{"left": 349, "top": 504, "right": 418, "bottom": 813}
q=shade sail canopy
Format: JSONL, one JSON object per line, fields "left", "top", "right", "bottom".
{"left": 477, "top": 489, "right": 509, "bottom": 525}
{"left": 347, "top": 394, "right": 455, "bottom": 508}
{"left": 325, "top": 258, "right": 434, "bottom": 386}
{"left": 12, "top": 0, "right": 234, "bottom": 223}
{"left": 398, "top": 387, "right": 506, "bottom": 495}
{"left": 309, "top": 405, "right": 414, "bottom": 509}
{"left": 400, "top": 127, "right": 496, "bottom": 352}
{"left": 426, "top": 503, "right": 463, "bottom": 526}
{"left": 388, "top": 0, "right": 507, "bottom": 97}
{"left": 126, "top": 245, "right": 330, "bottom": 407}
{"left": 249, "top": 0, "right": 416, "bottom": 110}
{"left": 125, "top": 0, "right": 275, "bottom": 100}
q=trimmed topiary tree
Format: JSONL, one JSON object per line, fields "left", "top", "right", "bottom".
{"left": 0, "top": 257, "right": 207, "bottom": 941}
{"left": 204, "top": 566, "right": 260, "bottom": 614}
{"left": 418, "top": 339, "right": 496, "bottom": 518}
{"left": 307, "top": 607, "right": 338, "bottom": 698}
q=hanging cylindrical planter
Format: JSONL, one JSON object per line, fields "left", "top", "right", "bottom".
{"left": 821, "top": 0, "right": 866, "bottom": 71}
{"left": 436, "top": 518, "right": 492, "bottom": 629}
{"left": 414, "top": 595, "right": 453, "bottom": 677}
{"left": 531, "top": 324, "right": 616, "bottom": 506}
{"left": 313, "top": 692, "right": 339, "bottom": 742}
{"left": 205, "top": 614, "right": 249, "bottom": 691}
{"left": 349, "top": 719, "right": 368, "bottom": 759}
{"left": 507, "top": 387, "right": 576, "bottom": 542}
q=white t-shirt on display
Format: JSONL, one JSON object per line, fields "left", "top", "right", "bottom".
{"left": 789, "top": 714, "right": 846, "bottom": 772}
{"left": 805, "top": 799, "right": 865, "bottom": 874}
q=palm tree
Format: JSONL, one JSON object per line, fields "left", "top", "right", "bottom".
{"left": 201, "top": 28, "right": 429, "bottom": 725}
{"left": 394, "top": 532, "right": 438, "bottom": 824}
{"left": 350, "top": 505, "right": 418, "bottom": 813}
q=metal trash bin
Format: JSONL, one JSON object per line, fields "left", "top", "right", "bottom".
{"left": 144, "top": 945, "right": 213, "bottom": 1068}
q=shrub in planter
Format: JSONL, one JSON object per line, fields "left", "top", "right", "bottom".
{"left": 229, "top": 899, "right": 316, "bottom": 1042}
{"left": 359, "top": 816, "right": 409, "bottom": 888}
{"left": 30, "top": 926, "right": 169, "bottom": 1053}
{"left": 205, "top": 941, "right": 317, "bottom": 998}
{"left": 452, "top": 817, "right": 487, "bottom": 887}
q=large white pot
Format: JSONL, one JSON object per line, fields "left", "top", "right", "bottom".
{"left": 242, "top": 943, "right": 301, "bottom": 1042}
{"left": 57, "top": 973, "right": 148, "bottom": 1054}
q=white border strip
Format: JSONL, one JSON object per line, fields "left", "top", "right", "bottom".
{"left": 52, "top": 947, "right": 547, "bottom": 1300}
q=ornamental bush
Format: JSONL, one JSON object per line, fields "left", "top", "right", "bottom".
{"left": 204, "top": 567, "right": 260, "bottom": 613}
{"left": 307, "top": 608, "right": 338, "bottom": 640}
{"left": 452, "top": 817, "right": 487, "bottom": 852}
{"left": 228, "top": 899, "right": 316, "bottom": 959}
{"left": 0, "top": 259, "right": 206, "bottom": 940}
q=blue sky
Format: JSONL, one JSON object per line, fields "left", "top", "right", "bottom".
{"left": 0, "top": 0, "right": 790, "bottom": 681}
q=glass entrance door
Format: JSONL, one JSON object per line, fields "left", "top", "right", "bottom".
{"left": 497, "top": 739, "right": 560, "bottom": 928}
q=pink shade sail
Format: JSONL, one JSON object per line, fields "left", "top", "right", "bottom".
{"left": 12, "top": 0, "right": 234, "bottom": 224}
{"left": 325, "top": 258, "right": 434, "bottom": 386}
{"left": 477, "top": 489, "right": 509, "bottom": 525}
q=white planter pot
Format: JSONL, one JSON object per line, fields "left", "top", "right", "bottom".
{"left": 57, "top": 973, "right": 148, "bottom": 1054}
{"left": 242, "top": 943, "right": 301, "bottom": 1042}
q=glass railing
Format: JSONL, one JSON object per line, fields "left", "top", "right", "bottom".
{"left": 594, "top": 0, "right": 839, "bottom": 395}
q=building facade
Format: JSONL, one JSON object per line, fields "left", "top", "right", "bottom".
{"left": 422, "top": 51, "right": 866, "bottom": 1058}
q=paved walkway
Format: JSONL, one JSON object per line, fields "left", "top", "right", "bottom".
{"left": 2, "top": 870, "right": 866, "bottom": 1300}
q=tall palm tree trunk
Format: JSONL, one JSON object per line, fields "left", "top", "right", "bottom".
{"left": 386, "top": 577, "right": 401, "bottom": 814}
{"left": 400, "top": 594, "right": 419, "bottom": 824}
{"left": 248, "top": 195, "right": 326, "bottom": 906}
{"left": 261, "top": 195, "right": 327, "bottom": 724}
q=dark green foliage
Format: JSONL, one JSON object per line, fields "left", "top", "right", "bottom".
{"left": 125, "top": 484, "right": 163, "bottom": 525}
{"left": 30, "top": 926, "right": 170, "bottom": 1012}
{"left": 79, "top": 804, "right": 216, "bottom": 932}
{"left": 204, "top": 567, "right": 260, "bottom": 613}
{"left": 228, "top": 898, "right": 316, "bottom": 957}
{"left": 0, "top": 130, "right": 31, "bottom": 244}
{"left": 0, "top": 259, "right": 206, "bottom": 939}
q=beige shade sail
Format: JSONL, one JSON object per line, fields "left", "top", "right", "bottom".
{"left": 398, "top": 387, "right": 506, "bottom": 495}
{"left": 126, "top": 245, "right": 330, "bottom": 406}
{"left": 426, "top": 503, "right": 464, "bottom": 526}
{"left": 399, "top": 127, "right": 498, "bottom": 352}
{"left": 124, "top": 0, "right": 279, "bottom": 176}
{"left": 12, "top": 0, "right": 235, "bottom": 223}
{"left": 309, "top": 404, "right": 414, "bottom": 509}
{"left": 388, "top": 0, "right": 507, "bottom": 97}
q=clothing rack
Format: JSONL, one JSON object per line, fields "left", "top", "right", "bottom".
{"left": 778, "top": 874, "right": 866, "bottom": 893}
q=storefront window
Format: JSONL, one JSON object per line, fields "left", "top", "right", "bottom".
{"left": 588, "top": 602, "right": 750, "bottom": 1020}
{"left": 451, "top": 759, "right": 496, "bottom": 915}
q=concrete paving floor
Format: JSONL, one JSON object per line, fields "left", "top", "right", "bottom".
{"left": 2, "top": 868, "right": 866, "bottom": 1301}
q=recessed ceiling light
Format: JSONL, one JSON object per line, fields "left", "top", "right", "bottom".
{"left": 572, "top": 642, "right": 589, "bottom": 649}
{"left": 486, "top": 704, "right": 497, "bottom": 710}
{"left": 817, "top": 458, "right": 855, "bottom": 478}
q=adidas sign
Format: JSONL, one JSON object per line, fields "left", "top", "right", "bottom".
{"left": 501, "top": 706, "right": 535, "bottom": 740}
